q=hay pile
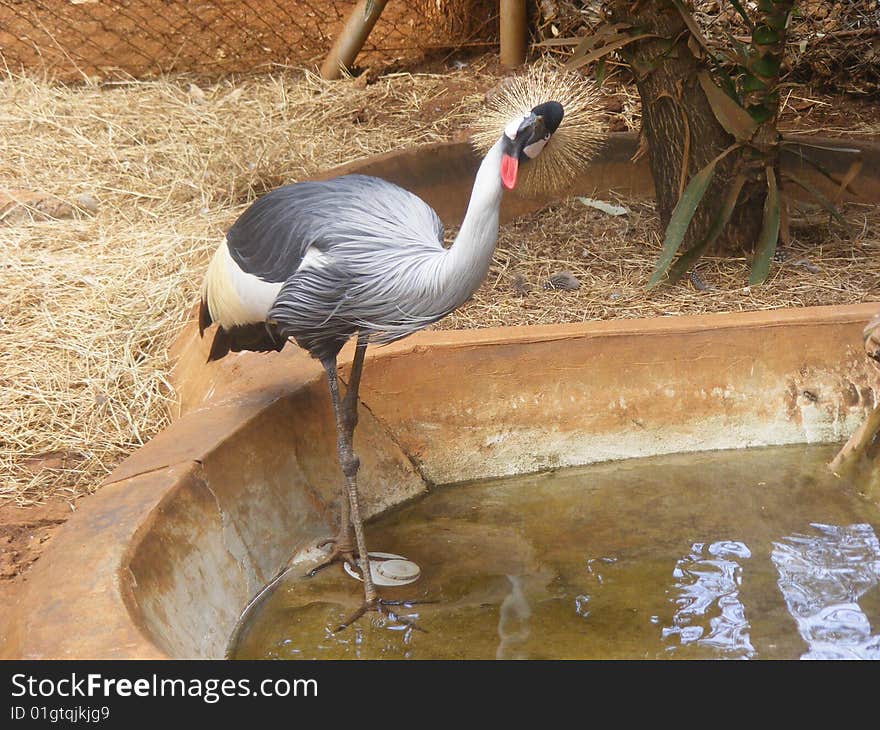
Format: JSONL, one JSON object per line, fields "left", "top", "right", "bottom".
{"left": 0, "top": 66, "right": 490, "bottom": 506}
{"left": 0, "top": 58, "right": 877, "bottom": 508}
{"left": 445, "top": 196, "right": 880, "bottom": 329}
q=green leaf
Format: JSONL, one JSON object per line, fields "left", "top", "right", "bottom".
{"left": 747, "top": 103, "right": 773, "bottom": 123}
{"left": 714, "top": 64, "right": 741, "bottom": 102}
{"left": 741, "top": 73, "right": 768, "bottom": 93}
{"left": 667, "top": 173, "right": 748, "bottom": 284}
{"left": 752, "top": 52, "right": 781, "bottom": 78}
{"left": 595, "top": 57, "right": 607, "bottom": 88}
{"left": 749, "top": 168, "right": 780, "bottom": 285}
{"left": 648, "top": 158, "right": 719, "bottom": 288}
{"left": 783, "top": 171, "right": 847, "bottom": 223}
{"left": 698, "top": 70, "right": 759, "bottom": 141}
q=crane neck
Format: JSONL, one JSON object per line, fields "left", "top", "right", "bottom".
{"left": 440, "top": 137, "right": 505, "bottom": 297}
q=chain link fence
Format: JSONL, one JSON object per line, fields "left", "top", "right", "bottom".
{"left": 0, "top": 0, "right": 499, "bottom": 81}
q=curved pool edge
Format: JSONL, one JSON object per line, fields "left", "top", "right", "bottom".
{"left": 4, "top": 302, "right": 880, "bottom": 659}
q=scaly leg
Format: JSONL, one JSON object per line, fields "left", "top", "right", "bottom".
{"left": 314, "top": 339, "right": 379, "bottom": 612}
{"left": 315, "top": 337, "right": 431, "bottom": 632}
{"left": 308, "top": 335, "right": 369, "bottom": 576}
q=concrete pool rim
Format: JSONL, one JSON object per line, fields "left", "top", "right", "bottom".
{"left": 3, "top": 303, "right": 880, "bottom": 659}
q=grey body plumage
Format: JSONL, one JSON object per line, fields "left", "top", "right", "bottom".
{"left": 241, "top": 174, "right": 455, "bottom": 360}
{"left": 198, "top": 100, "right": 567, "bottom": 628}
{"left": 202, "top": 145, "right": 505, "bottom": 361}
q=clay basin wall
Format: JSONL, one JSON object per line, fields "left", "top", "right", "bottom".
{"left": 6, "top": 305, "right": 880, "bottom": 660}
{"left": 4, "top": 133, "right": 879, "bottom": 660}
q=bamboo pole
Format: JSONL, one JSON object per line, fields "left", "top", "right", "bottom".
{"left": 320, "top": 0, "right": 390, "bottom": 80}
{"left": 500, "top": 0, "right": 527, "bottom": 68}
{"left": 829, "top": 405, "right": 880, "bottom": 474}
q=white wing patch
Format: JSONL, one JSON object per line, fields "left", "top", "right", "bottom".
{"left": 298, "top": 245, "right": 331, "bottom": 271}
{"left": 204, "top": 238, "right": 283, "bottom": 327}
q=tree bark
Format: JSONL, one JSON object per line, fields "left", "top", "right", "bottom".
{"left": 606, "top": 0, "right": 768, "bottom": 257}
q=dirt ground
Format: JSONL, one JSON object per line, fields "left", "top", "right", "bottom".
{"left": 0, "top": 497, "right": 72, "bottom": 633}
{"left": 0, "top": 48, "right": 877, "bottom": 629}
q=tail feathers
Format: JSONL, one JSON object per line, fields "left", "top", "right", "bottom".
{"left": 198, "top": 294, "right": 284, "bottom": 361}
{"left": 198, "top": 297, "right": 212, "bottom": 336}
{"left": 205, "top": 321, "right": 285, "bottom": 362}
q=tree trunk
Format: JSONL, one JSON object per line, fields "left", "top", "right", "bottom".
{"left": 606, "top": 0, "right": 768, "bottom": 257}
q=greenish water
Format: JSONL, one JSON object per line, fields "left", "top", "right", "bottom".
{"left": 230, "top": 444, "right": 880, "bottom": 660}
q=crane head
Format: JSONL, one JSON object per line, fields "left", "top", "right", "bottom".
{"left": 500, "top": 101, "right": 564, "bottom": 190}
{"left": 470, "top": 63, "right": 607, "bottom": 196}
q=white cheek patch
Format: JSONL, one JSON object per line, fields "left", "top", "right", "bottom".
{"left": 504, "top": 114, "right": 528, "bottom": 140}
{"left": 523, "top": 135, "right": 550, "bottom": 159}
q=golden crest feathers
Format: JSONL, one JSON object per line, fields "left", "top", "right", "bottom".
{"left": 470, "top": 62, "right": 606, "bottom": 196}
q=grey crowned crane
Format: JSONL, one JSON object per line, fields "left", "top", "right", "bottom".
{"left": 198, "top": 71, "right": 603, "bottom": 630}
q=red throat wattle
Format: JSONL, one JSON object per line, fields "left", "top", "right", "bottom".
{"left": 500, "top": 153, "right": 518, "bottom": 190}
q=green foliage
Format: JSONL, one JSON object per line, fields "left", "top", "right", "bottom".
{"left": 749, "top": 167, "right": 780, "bottom": 285}
{"left": 648, "top": 145, "right": 740, "bottom": 288}
{"left": 667, "top": 173, "right": 747, "bottom": 285}
{"left": 554, "top": 1, "right": 859, "bottom": 287}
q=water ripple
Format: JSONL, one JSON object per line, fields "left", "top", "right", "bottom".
{"left": 772, "top": 523, "right": 880, "bottom": 660}
{"left": 662, "top": 540, "right": 755, "bottom": 658}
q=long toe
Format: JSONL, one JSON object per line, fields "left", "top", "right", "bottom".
{"left": 306, "top": 534, "right": 358, "bottom": 577}
{"left": 333, "top": 597, "right": 434, "bottom": 634}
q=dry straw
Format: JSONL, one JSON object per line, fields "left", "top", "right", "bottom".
{"left": 1, "top": 58, "right": 878, "bottom": 508}
{"left": 0, "top": 65, "right": 490, "bottom": 506}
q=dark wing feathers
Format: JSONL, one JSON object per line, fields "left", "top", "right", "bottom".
{"left": 207, "top": 323, "right": 285, "bottom": 361}
{"left": 206, "top": 174, "right": 446, "bottom": 362}
{"left": 225, "top": 174, "right": 444, "bottom": 282}
{"left": 198, "top": 296, "right": 212, "bottom": 336}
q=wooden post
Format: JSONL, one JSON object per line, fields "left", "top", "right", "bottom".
{"left": 500, "top": 0, "right": 527, "bottom": 68}
{"left": 320, "top": 0, "right": 390, "bottom": 80}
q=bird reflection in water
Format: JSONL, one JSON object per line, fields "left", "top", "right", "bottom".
{"left": 496, "top": 575, "right": 532, "bottom": 660}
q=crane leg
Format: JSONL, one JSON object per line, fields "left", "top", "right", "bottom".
{"left": 305, "top": 339, "right": 367, "bottom": 577}
{"left": 316, "top": 338, "right": 383, "bottom": 626}
{"left": 311, "top": 337, "right": 430, "bottom": 632}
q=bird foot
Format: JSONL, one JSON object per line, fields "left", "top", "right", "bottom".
{"left": 306, "top": 535, "right": 357, "bottom": 578}
{"left": 333, "top": 596, "right": 436, "bottom": 634}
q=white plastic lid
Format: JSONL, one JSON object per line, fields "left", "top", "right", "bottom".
{"left": 343, "top": 551, "right": 421, "bottom": 587}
